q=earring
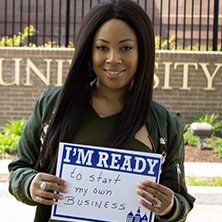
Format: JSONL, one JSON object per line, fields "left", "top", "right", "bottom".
{"left": 88, "top": 59, "right": 94, "bottom": 71}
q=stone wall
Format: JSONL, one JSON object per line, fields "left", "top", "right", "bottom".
{"left": 0, "top": 47, "right": 221, "bottom": 128}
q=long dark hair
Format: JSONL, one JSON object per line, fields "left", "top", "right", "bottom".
{"left": 37, "top": 0, "right": 155, "bottom": 173}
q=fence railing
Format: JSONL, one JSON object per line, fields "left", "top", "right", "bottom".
{"left": 0, "top": 0, "right": 221, "bottom": 50}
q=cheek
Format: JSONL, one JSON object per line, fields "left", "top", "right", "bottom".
{"left": 92, "top": 51, "right": 104, "bottom": 67}
{"left": 129, "top": 55, "right": 138, "bottom": 72}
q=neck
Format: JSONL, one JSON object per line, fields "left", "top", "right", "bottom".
{"left": 90, "top": 80, "right": 131, "bottom": 117}
{"left": 92, "top": 80, "right": 131, "bottom": 104}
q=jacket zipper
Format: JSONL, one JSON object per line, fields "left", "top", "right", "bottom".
{"left": 175, "top": 163, "right": 181, "bottom": 193}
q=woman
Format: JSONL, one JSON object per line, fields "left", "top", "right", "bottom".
{"left": 8, "top": 0, "right": 195, "bottom": 221}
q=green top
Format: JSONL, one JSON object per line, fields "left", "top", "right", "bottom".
{"left": 72, "top": 103, "right": 152, "bottom": 153}
{"left": 8, "top": 87, "right": 195, "bottom": 222}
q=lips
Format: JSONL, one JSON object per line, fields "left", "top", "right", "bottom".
{"left": 103, "top": 68, "right": 126, "bottom": 78}
{"left": 106, "top": 70, "right": 121, "bottom": 75}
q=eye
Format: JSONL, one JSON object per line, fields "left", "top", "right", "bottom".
{"left": 121, "top": 46, "right": 133, "bottom": 51}
{"left": 96, "top": 46, "right": 108, "bottom": 51}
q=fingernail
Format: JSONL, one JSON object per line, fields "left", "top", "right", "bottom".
{"left": 136, "top": 189, "right": 141, "bottom": 194}
{"left": 64, "top": 188, "right": 69, "bottom": 193}
{"left": 59, "top": 195, "right": 65, "bottom": 200}
{"left": 52, "top": 201, "right": 58, "bottom": 205}
{"left": 136, "top": 183, "right": 143, "bottom": 189}
{"left": 138, "top": 199, "right": 143, "bottom": 204}
{"left": 64, "top": 181, "right": 70, "bottom": 187}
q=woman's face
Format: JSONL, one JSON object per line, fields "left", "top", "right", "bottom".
{"left": 92, "top": 19, "right": 138, "bottom": 91}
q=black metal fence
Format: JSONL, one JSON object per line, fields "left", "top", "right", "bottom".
{"left": 0, "top": 0, "right": 221, "bottom": 50}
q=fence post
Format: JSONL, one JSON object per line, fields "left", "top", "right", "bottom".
{"left": 65, "top": 0, "right": 70, "bottom": 47}
{"left": 213, "top": 0, "right": 219, "bottom": 51}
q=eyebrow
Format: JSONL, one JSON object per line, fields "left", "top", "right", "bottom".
{"left": 95, "top": 38, "right": 135, "bottom": 44}
{"left": 119, "top": 39, "right": 135, "bottom": 44}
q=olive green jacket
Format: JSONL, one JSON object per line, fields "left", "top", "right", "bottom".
{"left": 8, "top": 87, "right": 195, "bottom": 222}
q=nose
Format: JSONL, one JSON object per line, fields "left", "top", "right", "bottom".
{"left": 106, "top": 49, "right": 122, "bottom": 64}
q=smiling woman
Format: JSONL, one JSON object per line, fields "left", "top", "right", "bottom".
{"left": 8, "top": 1, "right": 195, "bottom": 221}
{"left": 91, "top": 19, "right": 138, "bottom": 117}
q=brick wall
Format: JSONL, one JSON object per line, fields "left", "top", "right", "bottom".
{"left": 0, "top": 47, "right": 72, "bottom": 126}
{"left": 153, "top": 51, "right": 222, "bottom": 126}
{"left": 0, "top": 47, "right": 221, "bottom": 128}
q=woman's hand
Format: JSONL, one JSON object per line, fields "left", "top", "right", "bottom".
{"left": 29, "top": 173, "right": 69, "bottom": 205}
{"left": 136, "top": 180, "right": 174, "bottom": 216}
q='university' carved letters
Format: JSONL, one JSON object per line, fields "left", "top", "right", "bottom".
{"left": 0, "top": 58, "right": 221, "bottom": 90}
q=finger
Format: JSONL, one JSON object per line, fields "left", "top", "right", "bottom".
{"left": 40, "top": 181, "right": 69, "bottom": 194}
{"left": 137, "top": 192, "right": 169, "bottom": 216}
{"left": 39, "top": 190, "right": 65, "bottom": 201}
{"left": 137, "top": 181, "right": 173, "bottom": 203}
{"left": 38, "top": 173, "right": 70, "bottom": 187}
{"left": 136, "top": 189, "right": 160, "bottom": 206}
{"left": 136, "top": 183, "right": 166, "bottom": 202}
{"left": 138, "top": 198, "right": 161, "bottom": 214}
{"left": 139, "top": 180, "right": 172, "bottom": 196}
{"left": 34, "top": 195, "right": 57, "bottom": 206}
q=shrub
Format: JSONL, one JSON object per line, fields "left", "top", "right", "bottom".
{"left": 0, "top": 118, "right": 27, "bottom": 136}
{"left": 183, "top": 130, "right": 199, "bottom": 147}
{"left": 214, "top": 137, "right": 222, "bottom": 158}
{"left": 183, "top": 120, "right": 199, "bottom": 146}
{"left": 193, "top": 114, "right": 222, "bottom": 134}
{"left": 0, "top": 132, "right": 20, "bottom": 155}
{"left": 184, "top": 113, "right": 222, "bottom": 138}
{"left": 0, "top": 119, "right": 27, "bottom": 156}
{"left": 0, "top": 25, "right": 74, "bottom": 48}
{"left": 155, "top": 35, "right": 176, "bottom": 50}
{"left": 0, "top": 25, "right": 36, "bottom": 47}
{"left": 183, "top": 113, "right": 222, "bottom": 158}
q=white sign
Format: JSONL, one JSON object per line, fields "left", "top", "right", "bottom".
{"left": 51, "top": 143, "right": 162, "bottom": 222}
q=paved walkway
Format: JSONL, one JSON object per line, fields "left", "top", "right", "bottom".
{"left": 0, "top": 160, "right": 222, "bottom": 221}
{"left": 184, "top": 162, "right": 222, "bottom": 177}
